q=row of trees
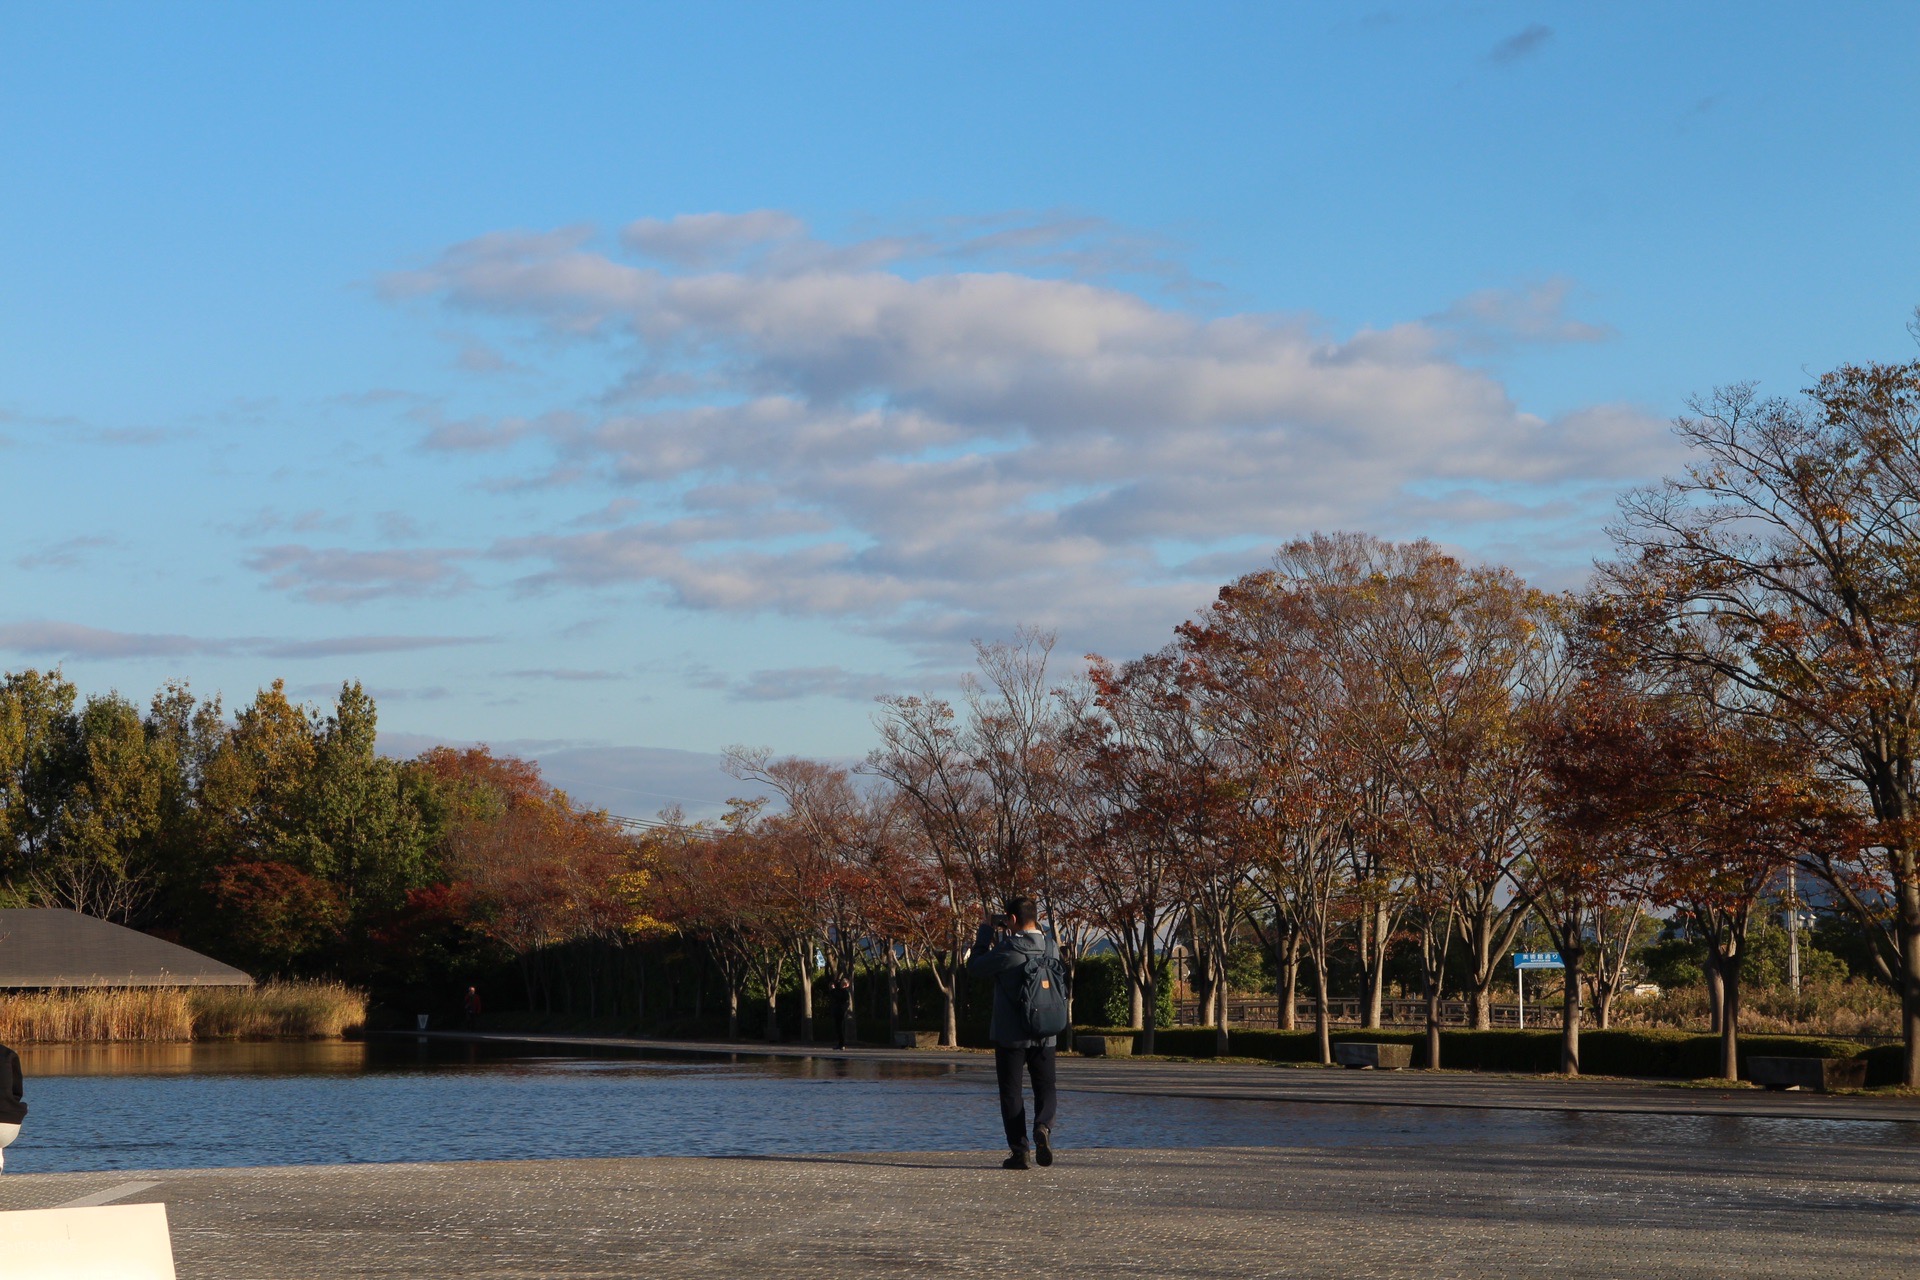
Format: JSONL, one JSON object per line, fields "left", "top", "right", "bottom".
{"left": 646, "top": 342, "right": 1920, "bottom": 1086}
{"left": 5, "top": 340, "right": 1918, "bottom": 1086}
{"left": 0, "top": 674, "right": 643, "bottom": 1004}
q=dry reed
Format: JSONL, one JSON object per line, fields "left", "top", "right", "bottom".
{"left": 189, "top": 981, "right": 366, "bottom": 1039}
{"left": 0, "top": 987, "right": 193, "bottom": 1042}
{"left": 1610, "top": 977, "right": 1901, "bottom": 1039}
{"left": 0, "top": 981, "right": 366, "bottom": 1043}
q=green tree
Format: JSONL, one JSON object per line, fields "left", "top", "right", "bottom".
{"left": 0, "top": 668, "right": 80, "bottom": 884}
{"left": 291, "top": 681, "right": 432, "bottom": 915}
{"left": 39, "top": 692, "right": 167, "bottom": 921}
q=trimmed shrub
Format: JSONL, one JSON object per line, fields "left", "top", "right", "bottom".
{"left": 1859, "top": 1044, "right": 1905, "bottom": 1088}
{"left": 1079, "top": 1023, "right": 1880, "bottom": 1079}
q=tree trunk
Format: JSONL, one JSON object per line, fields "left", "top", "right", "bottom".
{"left": 1141, "top": 964, "right": 1159, "bottom": 1055}
{"left": 1368, "top": 902, "right": 1392, "bottom": 1027}
{"left": 796, "top": 950, "right": 815, "bottom": 1043}
{"left": 1468, "top": 912, "right": 1493, "bottom": 1030}
{"left": 1704, "top": 948, "right": 1725, "bottom": 1035}
{"left": 727, "top": 984, "right": 740, "bottom": 1040}
{"left": 1312, "top": 956, "right": 1332, "bottom": 1065}
{"left": 1560, "top": 942, "right": 1584, "bottom": 1076}
{"left": 1357, "top": 911, "right": 1379, "bottom": 1028}
{"left": 1279, "top": 932, "right": 1300, "bottom": 1031}
{"left": 1902, "top": 908, "right": 1920, "bottom": 1088}
{"left": 1214, "top": 956, "right": 1231, "bottom": 1057}
{"left": 885, "top": 950, "right": 900, "bottom": 1041}
{"left": 1425, "top": 979, "right": 1443, "bottom": 1071}
{"left": 1719, "top": 951, "right": 1742, "bottom": 1081}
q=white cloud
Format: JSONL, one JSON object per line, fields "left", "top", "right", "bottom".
{"left": 1428, "top": 278, "right": 1613, "bottom": 350}
{"left": 0, "top": 621, "right": 490, "bottom": 660}
{"left": 621, "top": 210, "right": 807, "bottom": 267}
{"left": 246, "top": 545, "right": 475, "bottom": 603}
{"left": 391, "top": 212, "right": 1673, "bottom": 657}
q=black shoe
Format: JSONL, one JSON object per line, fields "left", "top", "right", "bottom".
{"left": 1001, "top": 1149, "right": 1031, "bottom": 1170}
{"left": 1034, "top": 1125, "right": 1053, "bottom": 1167}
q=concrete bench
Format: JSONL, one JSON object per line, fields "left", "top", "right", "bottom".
{"left": 1746, "top": 1055, "right": 1867, "bottom": 1092}
{"left": 892, "top": 1030, "right": 944, "bottom": 1049}
{"left": 1333, "top": 1041, "right": 1412, "bottom": 1070}
{"left": 1075, "top": 1034, "right": 1134, "bottom": 1058}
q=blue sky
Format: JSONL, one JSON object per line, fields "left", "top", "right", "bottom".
{"left": 2, "top": 3, "right": 1917, "bottom": 814}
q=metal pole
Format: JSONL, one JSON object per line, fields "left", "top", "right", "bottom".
{"left": 1517, "top": 967, "right": 1525, "bottom": 1030}
{"left": 1787, "top": 863, "right": 1802, "bottom": 995}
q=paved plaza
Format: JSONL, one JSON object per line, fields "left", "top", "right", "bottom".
{"left": 5, "top": 1039, "right": 1918, "bottom": 1277}
{"left": 3, "top": 1134, "right": 1918, "bottom": 1278}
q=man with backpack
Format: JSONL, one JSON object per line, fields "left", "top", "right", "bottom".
{"left": 966, "top": 894, "right": 1069, "bottom": 1170}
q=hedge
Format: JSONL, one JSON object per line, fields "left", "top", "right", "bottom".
{"left": 1074, "top": 1024, "right": 1884, "bottom": 1081}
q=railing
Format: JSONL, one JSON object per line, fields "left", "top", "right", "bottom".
{"left": 1173, "top": 998, "right": 1562, "bottom": 1030}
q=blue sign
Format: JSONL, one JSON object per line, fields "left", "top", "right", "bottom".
{"left": 1513, "top": 951, "right": 1564, "bottom": 970}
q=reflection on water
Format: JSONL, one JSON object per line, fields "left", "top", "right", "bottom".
{"left": 18, "top": 1041, "right": 370, "bottom": 1077}
{"left": 4, "top": 1037, "right": 1916, "bottom": 1174}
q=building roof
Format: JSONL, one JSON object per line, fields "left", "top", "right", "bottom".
{"left": 0, "top": 910, "right": 253, "bottom": 988}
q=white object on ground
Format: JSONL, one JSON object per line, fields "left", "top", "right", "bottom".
{"left": 56, "top": 1180, "right": 164, "bottom": 1208}
{"left": 0, "top": 1201, "right": 176, "bottom": 1279}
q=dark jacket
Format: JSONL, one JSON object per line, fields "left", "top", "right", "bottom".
{"left": 966, "top": 923, "right": 1060, "bottom": 1048}
{"left": 0, "top": 1043, "right": 25, "bottom": 1125}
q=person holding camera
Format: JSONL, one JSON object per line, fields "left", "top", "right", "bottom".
{"left": 966, "top": 894, "right": 1070, "bottom": 1170}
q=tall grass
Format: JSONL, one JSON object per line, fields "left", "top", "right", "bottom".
{"left": 190, "top": 981, "right": 366, "bottom": 1039}
{"left": 0, "top": 987, "right": 193, "bottom": 1042}
{"left": 1611, "top": 977, "right": 1900, "bottom": 1039}
{"left": 0, "top": 981, "right": 366, "bottom": 1043}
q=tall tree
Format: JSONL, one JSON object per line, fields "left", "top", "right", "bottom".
{"left": 1608, "top": 352, "right": 1920, "bottom": 1083}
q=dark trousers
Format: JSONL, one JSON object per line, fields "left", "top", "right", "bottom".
{"left": 993, "top": 1042, "right": 1057, "bottom": 1151}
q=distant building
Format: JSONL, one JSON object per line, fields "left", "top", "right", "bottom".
{"left": 0, "top": 910, "right": 251, "bottom": 989}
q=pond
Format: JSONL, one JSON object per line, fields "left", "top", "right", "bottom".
{"left": 6, "top": 1039, "right": 1915, "bottom": 1174}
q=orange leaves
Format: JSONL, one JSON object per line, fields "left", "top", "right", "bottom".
{"left": 429, "top": 745, "right": 640, "bottom": 955}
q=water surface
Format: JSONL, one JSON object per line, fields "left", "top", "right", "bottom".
{"left": 7, "top": 1039, "right": 1914, "bottom": 1174}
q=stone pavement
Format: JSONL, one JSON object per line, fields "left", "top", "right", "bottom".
{"left": 2, "top": 1139, "right": 1917, "bottom": 1278}
{"left": 399, "top": 1029, "right": 1920, "bottom": 1123}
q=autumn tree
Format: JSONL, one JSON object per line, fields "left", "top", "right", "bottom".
{"left": 868, "top": 629, "right": 1072, "bottom": 1046}
{"left": 1607, "top": 350, "right": 1920, "bottom": 1084}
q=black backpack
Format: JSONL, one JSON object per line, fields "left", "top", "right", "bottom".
{"left": 1015, "top": 941, "right": 1071, "bottom": 1039}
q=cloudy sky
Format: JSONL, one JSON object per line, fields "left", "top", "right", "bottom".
{"left": 2, "top": 4, "right": 1916, "bottom": 814}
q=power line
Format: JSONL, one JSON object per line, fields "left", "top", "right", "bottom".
{"left": 609, "top": 814, "right": 716, "bottom": 839}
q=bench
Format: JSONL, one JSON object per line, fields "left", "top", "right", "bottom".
{"left": 1746, "top": 1055, "right": 1867, "bottom": 1092}
{"left": 1333, "top": 1041, "right": 1412, "bottom": 1070}
{"left": 891, "top": 1030, "right": 944, "bottom": 1049}
{"left": 1076, "top": 1034, "right": 1135, "bottom": 1058}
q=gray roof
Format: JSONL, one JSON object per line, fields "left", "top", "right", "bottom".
{"left": 0, "top": 910, "right": 253, "bottom": 988}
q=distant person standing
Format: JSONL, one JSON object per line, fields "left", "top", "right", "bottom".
{"left": 825, "top": 974, "right": 853, "bottom": 1050}
{"left": 0, "top": 1041, "right": 25, "bottom": 1173}
{"left": 966, "top": 895, "right": 1069, "bottom": 1170}
{"left": 462, "top": 986, "right": 483, "bottom": 1028}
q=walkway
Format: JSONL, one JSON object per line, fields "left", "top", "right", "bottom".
{"left": 389, "top": 1029, "right": 1920, "bottom": 1124}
